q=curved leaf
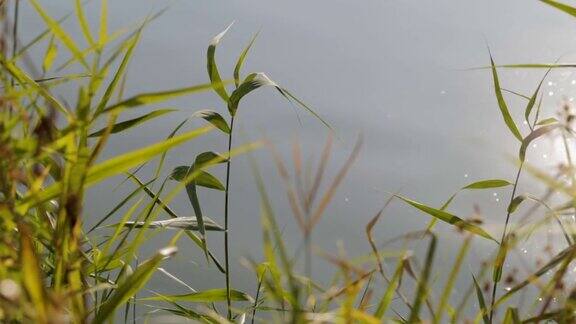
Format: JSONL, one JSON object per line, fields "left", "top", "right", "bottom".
{"left": 207, "top": 23, "right": 233, "bottom": 102}
{"left": 141, "top": 288, "right": 253, "bottom": 303}
{"left": 102, "top": 82, "right": 216, "bottom": 114}
{"left": 121, "top": 216, "right": 224, "bottom": 231}
{"left": 525, "top": 69, "right": 552, "bottom": 129}
{"left": 541, "top": 0, "right": 576, "bottom": 17}
{"left": 93, "top": 246, "right": 178, "bottom": 324}
{"left": 29, "top": 0, "right": 89, "bottom": 69}
{"left": 89, "top": 109, "right": 176, "bottom": 137}
{"left": 171, "top": 167, "right": 224, "bottom": 191}
{"left": 462, "top": 179, "right": 512, "bottom": 189}
{"left": 396, "top": 195, "right": 497, "bottom": 242}
{"left": 192, "top": 109, "right": 230, "bottom": 134}
{"left": 507, "top": 195, "right": 526, "bottom": 214}
{"left": 490, "top": 54, "right": 523, "bottom": 142}
{"left": 228, "top": 72, "right": 276, "bottom": 116}
{"left": 519, "top": 123, "right": 561, "bottom": 162}
{"left": 473, "top": 275, "right": 490, "bottom": 324}
{"left": 234, "top": 31, "right": 259, "bottom": 88}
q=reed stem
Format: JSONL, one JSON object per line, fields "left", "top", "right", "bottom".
{"left": 224, "top": 116, "right": 236, "bottom": 320}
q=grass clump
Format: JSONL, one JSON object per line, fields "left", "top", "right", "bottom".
{"left": 3, "top": 0, "right": 576, "bottom": 323}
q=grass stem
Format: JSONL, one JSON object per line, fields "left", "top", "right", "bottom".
{"left": 489, "top": 162, "right": 523, "bottom": 322}
{"left": 224, "top": 116, "right": 236, "bottom": 320}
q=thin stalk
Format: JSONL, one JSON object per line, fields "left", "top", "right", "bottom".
{"left": 251, "top": 267, "right": 266, "bottom": 324}
{"left": 561, "top": 131, "right": 576, "bottom": 243}
{"left": 305, "top": 230, "right": 311, "bottom": 281}
{"left": 11, "top": 0, "right": 18, "bottom": 61}
{"left": 224, "top": 116, "right": 236, "bottom": 320}
{"left": 8, "top": 0, "right": 18, "bottom": 118}
{"left": 489, "top": 162, "right": 523, "bottom": 322}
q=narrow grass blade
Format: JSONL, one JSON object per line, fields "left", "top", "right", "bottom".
{"left": 374, "top": 258, "right": 405, "bottom": 318}
{"left": 472, "top": 275, "right": 490, "bottom": 324}
{"left": 99, "top": 0, "right": 108, "bottom": 45}
{"left": 234, "top": 31, "right": 259, "bottom": 88}
{"left": 462, "top": 179, "right": 512, "bottom": 189}
{"left": 93, "top": 246, "right": 178, "bottom": 324}
{"left": 525, "top": 69, "right": 552, "bottom": 130}
{"left": 74, "top": 0, "right": 95, "bottom": 46}
{"left": 396, "top": 195, "right": 497, "bottom": 242}
{"left": 141, "top": 289, "right": 253, "bottom": 302}
{"left": 408, "top": 234, "right": 436, "bottom": 323}
{"left": 1, "top": 58, "right": 70, "bottom": 118}
{"left": 121, "top": 216, "right": 224, "bottom": 231}
{"left": 89, "top": 109, "right": 176, "bottom": 137}
{"left": 207, "top": 23, "right": 233, "bottom": 101}
{"left": 366, "top": 196, "right": 395, "bottom": 276}
{"left": 541, "top": 0, "right": 576, "bottom": 17}
{"left": 18, "top": 223, "right": 47, "bottom": 323}
{"left": 94, "top": 27, "right": 143, "bottom": 116}
{"left": 29, "top": 0, "right": 89, "bottom": 69}
{"left": 536, "top": 117, "right": 558, "bottom": 126}
{"left": 503, "top": 307, "right": 521, "bottom": 324}
{"left": 228, "top": 72, "right": 275, "bottom": 116}
{"left": 490, "top": 54, "right": 523, "bottom": 142}
{"left": 101, "top": 82, "right": 217, "bottom": 115}
{"left": 519, "top": 123, "right": 561, "bottom": 162}
{"left": 127, "top": 173, "right": 227, "bottom": 273}
{"left": 435, "top": 236, "right": 472, "bottom": 323}
{"left": 192, "top": 109, "right": 230, "bottom": 134}
{"left": 42, "top": 36, "right": 58, "bottom": 73}
{"left": 171, "top": 167, "right": 225, "bottom": 191}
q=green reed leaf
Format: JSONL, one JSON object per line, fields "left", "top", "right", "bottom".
{"left": 192, "top": 109, "right": 230, "bottom": 134}
{"left": 408, "top": 234, "right": 436, "bottom": 323}
{"left": 519, "top": 123, "right": 561, "bottom": 162}
{"left": 207, "top": 23, "right": 233, "bottom": 102}
{"left": 374, "top": 258, "right": 405, "bottom": 318}
{"left": 490, "top": 54, "right": 523, "bottom": 142}
{"left": 74, "top": 0, "right": 95, "bottom": 46}
{"left": 121, "top": 216, "right": 224, "bottom": 231}
{"left": 462, "top": 179, "right": 512, "bottom": 189}
{"left": 396, "top": 195, "right": 497, "bottom": 242}
{"left": 89, "top": 109, "right": 176, "bottom": 137}
{"left": 536, "top": 117, "right": 558, "bottom": 126}
{"left": 29, "top": 0, "right": 89, "bottom": 69}
{"left": 473, "top": 275, "right": 490, "bottom": 324}
{"left": 171, "top": 168, "right": 225, "bottom": 191}
{"left": 42, "top": 36, "right": 58, "bottom": 73}
{"left": 525, "top": 69, "right": 552, "bottom": 130}
{"left": 93, "top": 246, "right": 178, "bottom": 324}
{"left": 94, "top": 27, "right": 143, "bottom": 116}
{"left": 234, "top": 31, "right": 259, "bottom": 88}
{"left": 101, "top": 82, "right": 217, "bottom": 115}
{"left": 141, "top": 288, "right": 253, "bottom": 302}
{"left": 541, "top": 0, "right": 576, "bottom": 17}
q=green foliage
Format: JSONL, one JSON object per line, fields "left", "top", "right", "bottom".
{"left": 3, "top": 1, "right": 576, "bottom": 323}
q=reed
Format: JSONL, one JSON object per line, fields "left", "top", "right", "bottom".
{"left": 3, "top": 0, "right": 576, "bottom": 323}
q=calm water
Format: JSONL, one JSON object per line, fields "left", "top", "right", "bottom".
{"left": 19, "top": 0, "right": 576, "bottom": 320}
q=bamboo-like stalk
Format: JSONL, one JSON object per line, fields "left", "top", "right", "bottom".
{"left": 224, "top": 116, "right": 235, "bottom": 320}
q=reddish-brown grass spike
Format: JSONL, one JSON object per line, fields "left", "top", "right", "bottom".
{"left": 267, "top": 141, "right": 306, "bottom": 232}
{"left": 291, "top": 139, "right": 307, "bottom": 213}
{"left": 366, "top": 196, "right": 396, "bottom": 276}
{"left": 309, "top": 135, "right": 362, "bottom": 230}
{"left": 306, "top": 133, "right": 333, "bottom": 212}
